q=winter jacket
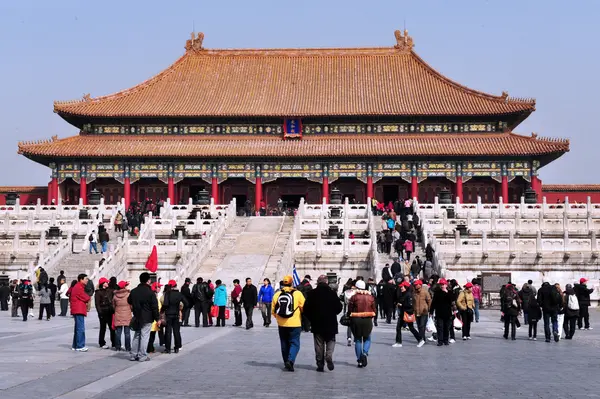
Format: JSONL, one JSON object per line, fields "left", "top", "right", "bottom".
{"left": 528, "top": 298, "right": 542, "bottom": 321}
{"left": 128, "top": 283, "right": 159, "bottom": 325}
{"left": 231, "top": 285, "right": 242, "bottom": 303}
{"left": 213, "top": 285, "right": 228, "bottom": 307}
{"left": 564, "top": 287, "right": 580, "bottom": 318}
{"left": 39, "top": 270, "right": 48, "bottom": 286}
{"left": 397, "top": 290, "right": 414, "bottom": 314}
{"left": 258, "top": 284, "right": 274, "bottom": 303}
{"left": 191, "top": 282, "right": 212, "bottom": 304}
{"left": 574, "top": 283, "right": 594, "bottom": 307}
{"left": 403, "top": 240, "right": 414, "bottom": 253}
{"left": 181, "top": 283, "right": 193, "bottom": 307}
{"left": 503, "top": 286, "right": 520, "bottom": 317}
{"left": 537, "top": 282, "right": 561, "bottom": 313}
{"left": 59, "top": 283, "right": 69, "bottom": 300}
{"left": 69, "top": 281, "right": 91, "bottom": 316}
{"left": 297, "top": 280, "right": 313, "bottom": 297}
{"left": 382, "top": 282, "right": 397, "bottom": 308}
{"left": 162, "top": 289, "right": 188, "bottom": 317}
{"left": 413, "top": 287, "right": 432, "bottom": 316}
{"left": 98, "top": 230, "right": 109, "bottom": 243}
{"left": 410, "top": 260, "right": 421, "bottom": 276}
{"left": 112, "top": 289, "right": 132, "bottom": 327}
{"left": 241, "top": 284, "right": 258, "bottom": 307}
{"left": 382, "top": 267, "right": 392, "bottom": 282}
{"left": 471, "top": 284, "right": 482, "bottom": 301}
{"left": 430, "top": 289, "right": 453, "bottom": 320}
{"left": 348, "top": 290, "right": 376, "bottom": 318}
{"left": 38, "top": 287, "right": 51, "bottom": 304}
{"left": 456, "top": 290, "right": 475, "bottom": 311}
{"left": 95, "top": 287, "right": 114, "bottom": 314}
{"left": 390, "top": 262, "right": 402, "bottom": 277}
{"left": 303, "top": 283, "right": 343, "bottom": 340}
{"left": 519, "top": 285, "right": 535, "bottom": 310}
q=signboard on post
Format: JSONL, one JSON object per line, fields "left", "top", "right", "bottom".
{"left": 481, "top": 272, "right": 511, "bottom": 294}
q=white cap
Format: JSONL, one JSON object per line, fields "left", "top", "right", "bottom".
{"left": 355, "top": 280, "right": 366, "bottom": 290}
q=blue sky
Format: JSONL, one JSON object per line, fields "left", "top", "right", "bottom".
{"left": 0, "top": 0, "right": 598, "bottom": 185}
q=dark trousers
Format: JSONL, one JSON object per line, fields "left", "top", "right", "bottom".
{"left": 0, "top": 298, "right": 8, "bottom": 311}
{"left": 165, "top": 316, "right": 182, "bottom": 350}
{"left": 313, "top": 334, "right": 335, "bottom": 367}
{"left": 385, "top": 306, "right": 394, "bottom": 324}
{"left": 578, "top": 305, "right": 590, "bottom": 329}
{"left": 396, "top": 314, "right": 420, "bottom": 344}
{"left": 244, "top": 305, "right": 254, "bottom": 328}
{"left": 216, "top": 306, "right": 226, "bottom": 326}
{"left": 20, "top": 303, "right": 29, "bottom": 321}
{"left": 523, "top": 311, "right": 529, "bottom": 325}
{"left": 435, "top": 317, "right": 450, "bottom": 344}
{"left": 38, "top": 304, "right": 51, "bottom": 320}
{"left": 182, "top": 306, "right": 191, "bottom": 326}
{"left": 49, "top": 301, "right": 56, "bottom": 317}
{"left": 233, "top": 302, "right": 242, "bottom": 326}
{"left": 148, "top": 328, "right": 165, "bottom": 352}
{"left": 504, "top": 315, "right": 516, "bottom": 339}
{"left": 416, "top": 315, "right": 427, "bottom": 341}
{"left": 564, "top": 316, "right": 577, "bottom": 339}
{"left": 542, "top": 310, "right": 559, "bottom": 340}
{"left": 12, "top": 298, "right": 19, "bottom": 317}
{"left": 60, "top": 299, "right": 69, "bottom": 316}
{"left": 194, "top": 302, "right": 210, "bottom": 327}
{"left": 378, "top": 299, "right": 385, "bottom": 318}
{"left": 98, "top": 312, "right": 115, "bottom": 347}
{"left": 460, "top": 310, "right": 472, "bottom": 337}
{"left": 529, "top": 320, "right": 538, "bottom": 338}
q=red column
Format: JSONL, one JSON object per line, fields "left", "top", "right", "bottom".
{"left": 124, "top": 177, "right": 131, "bottom": 209}
{"left": 322, "top": 176, "right": 329, "bottom": 204}
{"left": 366, "top": 176, "right": 374, "bottom": 202}
{"left": 168, "top": 177, "right": 175, "bottom": 204}
{"left": 531, "top": 176, "right": 542, "bottom": 202}
{"left": 455, "top": 176, "right": 463, "bottom": 203}
{"left": 255, "top": 177, "right": 263, "bottom": 214}
{"left": 80, "top": 177, "right": 87, "bottom": 205}
{"left": 51, "top": 177, "right": 58, "bottom": 204}
{"left": 411, "top": 176, "right": 418, "bottom": 200}
{"left": 501, "top": 175, "right": 509, "bottom": 202}
{"left": 47, "top": 181, "right": 52, "bottom": 205}
{"left": 211, "top": 177, "right": 219, "bottom": 204}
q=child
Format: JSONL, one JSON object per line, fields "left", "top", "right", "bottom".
{"left": 528, "top": 294, "right": 542, "bottom": 341}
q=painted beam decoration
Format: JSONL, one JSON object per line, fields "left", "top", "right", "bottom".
{"left": 217, "top": 163, "right": 255, "bottom": 184}
{"left": 130, "top": 163, "right": 166, "bottom": 183}
{"left": 87, "top": 124, "right": 282, "bottom": 135}
{"left": 174, "top": 163, "right": 213, "bottom": 184}
{"left": 283, "top": 119, "right": 302, "bottom": 139}
{"left": 462, "top": 162, "right": 502, "bottom": 182}
{"left": 328, "top": 163, "right": 367, "bottom": 183}
{"left": 417, "top": 162, "right": 456, "bottom": 183}
{"left": 507, "top": 161, "right": 531, "bottom": 182}
{"left": 372, "top": 163, "right": 411, "bottom": 184}
{"left": 58, "top": 163, "right": 80, "bottom": 184}
{"left": 261, "top": 163, "right": 322, "bottom": 183}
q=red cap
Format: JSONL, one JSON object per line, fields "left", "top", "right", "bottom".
{"left": 413, "top": 280, "right": 423, "bottom": 286}
{"left": 168, "top": 279, "right": 177, "bottom": 287}
{"left": 117, "top": 281, "right": 129, "bottom": 289}
{"left": 464, "top": 282, "right": 473, "bottom": 289}
{"left": 151, "top": 282, "right": 162, "bottom": 291}
{"left": 580, "top": 278, "right": 588, "bottom": 284}
{"left": 99, "top": 277, "right": 109, "bottom": 285}
{"left": 438, "top": 278, "right": 448, "bottom": 285}
{"left": 400, "top": 281, "right": 411, "bottom": 288}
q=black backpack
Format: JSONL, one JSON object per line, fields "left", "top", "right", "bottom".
{"left": 89, "top": 234, "right": 94, "bottom": 242}
{"left": 275, "top": 289, "right": 296, "bottom": 318}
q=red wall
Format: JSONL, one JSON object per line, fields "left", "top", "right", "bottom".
{"left": 542, "top": 191, "right": 600, "bottom": 203}
{"left": 0, "top": 192, "right": 46, "bottom": 206}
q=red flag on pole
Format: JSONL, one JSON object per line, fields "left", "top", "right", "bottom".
{"left": 145, "top": 245, "right": 158, "bottom": 273}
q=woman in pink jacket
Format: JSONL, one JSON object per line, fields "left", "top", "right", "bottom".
{"left": 403, "top": 239, "right": 413, "bottom": 261}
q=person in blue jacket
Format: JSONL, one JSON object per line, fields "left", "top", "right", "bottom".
{"left": 258, "top": 278, "right": 274, "bottom": 327}
{"left": 213, "top": 280, "right": 228, "bottom": 327}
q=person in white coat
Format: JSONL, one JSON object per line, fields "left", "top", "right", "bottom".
{"left": 59, "top": 279, "right": 70, "bottom": 316}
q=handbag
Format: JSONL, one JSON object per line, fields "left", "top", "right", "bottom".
{"left": 210, "top": 305, "right": 219, "bottom": 318}
{"left": 129, "top": 316, "right": 139, "bottom": 331}
{"left": 403, "top": 312, "right": 416, "bottom": 323}
{"left": 339, "top": 314, "right": 351, "bottom": 327}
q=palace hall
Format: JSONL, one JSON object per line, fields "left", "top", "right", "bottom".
{"left": 16, "top": 31, "right": 570, "bottom": 209}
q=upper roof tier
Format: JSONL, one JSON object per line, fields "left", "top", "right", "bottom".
{"left": 54, "top": 31, "right": 535, "bottom": 120}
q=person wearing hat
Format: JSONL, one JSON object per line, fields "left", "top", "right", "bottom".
{"left": 348, "top": 280, "right": 375, "bottom": 367}
{"left": 180, "top": 278, "right": 193, "bottom": 327}
{"left": 297, "top": 275, "right": 313, "bottom": 332}
{"left": 503, "top": 283, "right": 521, "bottom": 341}
{"left": 95, "top": 277, "right": 115, "bottom": 349}
{"left": 456, "top": 282, "right": 475, "bottom": 340}
{"left": 393, "top": 281, "right": 421, "bottom": 348}
{"left": 147, "top": 281, "right": 165, "bottom": 353}
{"left": 162, "top": 280, "right": 188, "bottom": 353}
{"left": 430, "top": 278, "right": 453, "bottom": 346}
{"left": 412, "top": 279, "right": 430, "bottom": 347}
{"left": 574, "top": 278, "right": 594, "bottom": 330}
{"left": 113, "top": 281, "right": 132, "bottom": 351}
{"left": 272, "top": 275, "right": 306, "bottom": 372}
{"left": 303, "top": 275, "right": 343, "bottom": 372}
{"left": 70, "top": 274, "right": 91, "bottom": 351}
{"left": 128, "top": 272, "right": 159, "bottom": 361}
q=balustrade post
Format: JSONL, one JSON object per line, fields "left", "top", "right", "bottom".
{"left": 316, "top": 228, "right": 322, "bottom": 257}
{"left": 210, "top": 197, "right": 216, "bottom": 217}
{"left": 509, "top": 230, "right": 515, "bottom": 253}
{"left": 476, "top": 196, "right": 482, "bottom": 215}
{"left": 28, "top": 261, "right": 35, "bottom": 281}
{"left": 454, "top": 229, "right": 461, "bottom": 252}
{"left": 442, "top": 209, "right": 449, "bottom": 233}
{"left": 39, "top": 234, "right": 46, "bottom": 252}
{"left": 514, "top": 210, "right": 521, "bottom": 233}
{"left": 4, "top": 213, "right": 9, "bottom": 234}
{"left": 434, "top": 196, "right": 439, "bottom": 215}
{"left": 466, "top": 212, "right": 472, "bottom": 230}
{"left": 542, "top": 196, "right": 547, "bottom": 214}
{"left": 343, "top": 229, "right": 349, "bottom": 257}
{"left": 51, "top": 212, "right": 56, "bottom": 227}
{"left": 13, "top": 232, "right": 19, "bottom": 251}
{"left": 498, "top": 196, "right": 504, "bottom": 218}
{"left": 177, "top": 230, "right": 183, "bottom": 254}
{"left": 36, "top": 198, "right": 41, "bottom": 215}
{"left": 124, "top": 231, "right": 130, "bottom": 252}
{"left": 564, "top": 230, "right": 569, "bottom": 253}
{"left": 15, "top": 197, "right": 21, "bottom": 213}
{"left": 591, "top": 231, "right": 597, "bottom": 252}
{"left": 482, "top": 231, "right": 488, "bottom": 254}
{"left": 536, "top": 230, "right": 542, "bottom": 255}
{"left": 490, "top": 212, "right": 496, "bottom": 232}
{"left": 299, "top": 198, "right": 305, "bottom": 218}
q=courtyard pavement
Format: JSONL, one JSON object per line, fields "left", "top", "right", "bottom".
{"left": 1, "top": 307, "right": 599, "bottom": 398}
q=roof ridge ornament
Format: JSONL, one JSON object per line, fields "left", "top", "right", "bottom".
{"left": 394, "top": 29, "right": 414, "bottom": 50}
{"left": 185, "top": 32, "right": 205, "bottom": 52}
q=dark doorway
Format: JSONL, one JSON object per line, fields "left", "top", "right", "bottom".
{"left": 281, "top": 195, "right": 303, "bottom": 209}
{"left": 233, "top": 195, "right": 248, "bottom": 210}
{"left": 189, "top": 185, "right": 208, "bottom": 201}
{"left": 383, "top": 185, "right": 398, "bottom": 204}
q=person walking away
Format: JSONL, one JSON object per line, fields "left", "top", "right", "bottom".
{"left": 113, "top": 281, "right": 132, "bottom": 352}
{"left": 191, "top": 277, "right": 212, "bottom": 327}
{"left": 403, "top": 239, "right": 413, "bottom": 262}
{"left": 574, "top": 278, "right": 594, "bottom": 330}
{"left": 381, "top": 264, "right": 392, "bottom": 286}
{"left": 528, "top": 291, "right": 541, "bottom": 340}
{"left": 128, "top": 272, "right": 159, "bottom": 361}
{"left": 272, "top": 275, "right": 306, "bottom": 372}
{"left": 502, "top": 284, "right": 520, "bottom": 340}
{"left": 367, "top": 278, "right": 378, "bottom": 327}
{"left": 471, "top": 279, "right": 482, "bottom": 323}
{"left": 231, "top": 279, "right": 243, "bottom": 327}
{"left": 98, "top": 229, "right": 110, "bottom": 254}
{"left": 59, "top": 279, "right": 69, "bottom": 316}
{"left": 555, "top": 283, "right": 565, "bottom": 340}
{"left": 162, "top": 280, "right": 188, "bottom": 353}
{"left": 241, "top": 278, "right": 258, "bottom": 329}
{"left": 10, "top": 279, "right": 20, "bottom": 317}
{"left": 412, "top": 280, "right": 430, "bottom": 347}
{"left": 180, "top": 278, "right": 193, "bottom": 327}
{"left": 410, "top": 258, "right": 421, "bottom": 280}
{"left": 563, "top": 284, "right": 579, "bottom": 340}
{"left": 537, "top": 282, "right": 561, "bottom": 343}
{"left": 430, "top": 278, "right": 453, "bottom": 346}
{"left": 57, "top": 271, "right": 66, "bottom": 288}
{"left": 114, "top": 211, "right": 123, "bottom": 232}
{"left": 382, "top": 278, "right": 397, "bottom": 324}
{"left": 304, "top": 275, "right": 343, "bottom": 372}
{"left": 88, "top": 230, "right": 99, "bottom": 254}
{"left": 47, "top": 278, "right": 57, "bottom": 317}
{"left": 456, "top": 282, "right": 475, "bottom": 340}
{"left": 347, "top": 280, "right": 375, "bottom": 368}
{"left": 95, "top": 277, "right": 115, "bottom": 349}
{"left": 147, "top": 282, "right": 164, "bottom": 353}
{"left": 258, "top": 278, "right": 274, "bottom": 327}
{"left": 297, "top": 275, "right": 313, "bottom": 332}
{"left": 70, "top": 274, "right": 91, "bottom": 351}
{"left": 343, "top": 281, "right": 357, "bottom": 346}
{"left": 376, "top": 279, "right": 386, "bottom": 319}
{"left": 0, "top": 282, "right": 9, "bottom": 311}
{"left": 393, "top": 281, "right": 421, "bottom": 347}
{"left": 519, "top": 283, "right": 535, "bottom": 325}
{"left": 38, "top": 283, "right": 52, "bottom": 320}
{"left": 18, "top": 280, "right": 33, "bottom": 321}
{"left": 213, "top": 280, "right": 227, "bottom": 327}
{"left": 38, "top": 267, "right": 48, "bottom": 290}
{"left": 390, "top": 260, "right": 402, "bottom": 281}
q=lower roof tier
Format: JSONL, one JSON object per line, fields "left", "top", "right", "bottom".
{"left": 18, "top": 132, "right": 568, "bottom": 164}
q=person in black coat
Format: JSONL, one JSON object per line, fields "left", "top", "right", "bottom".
{"left": 537, "top": 282, "right": 560, "bottom": 342}
{"left": 527, "top": 292, "right": 542, "bottom": 340}
{"left": 303, "top": 276, "right": 343, "bottom": 372}
{"left": 162, "top": 281, "right": 189, "bottom": 353}
{"left": 382, "top": 280, "right": 397, "bottom": 324}
{"left": 128, "top": 272, "right": 159, "bottom": 362}
{"left": 390, "top": 261, "right": 402, "bottom": 279}
{"left": 574, "top": 278, "right": 594, "bottom": 330}
{"left": 430, "top": 278, "right": 453, "bottom": 346}
{"left": 394, "top": 282, "right": 421, "bottom": 347}
{"left": 503, "top": 284, "right": 520, "bottom": 340}
{"left": 48, "top": 278, "right": 58, "bottom": 317}
{"left": 241, "top": 278, "right": 258, "bottom": 330}
{"left": 180, "top": 278, "right": 193, "bottom": 327}
{"left": 563, "top": 284, "right": 579, "bottom": 340}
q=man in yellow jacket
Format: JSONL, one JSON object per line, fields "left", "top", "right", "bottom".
{"left": 272, "top": 275, "right": 305, "bottom": 372}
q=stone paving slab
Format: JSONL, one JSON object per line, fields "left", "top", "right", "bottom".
{"left": 1, "top": 308, "right": 600, "bottom": 398}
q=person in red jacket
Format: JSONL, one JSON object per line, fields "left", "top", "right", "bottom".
{"left": 70, "top": 273, "right": 91, "bottom": 352}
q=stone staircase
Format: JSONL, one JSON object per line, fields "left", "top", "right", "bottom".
{"left": 54, "top": 248, "right": 104, "bottom": 285}
{"left": 263, "top": 216, "right": 294, "bottom": 283}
